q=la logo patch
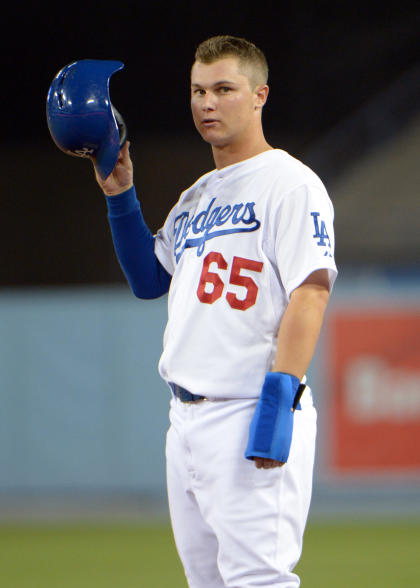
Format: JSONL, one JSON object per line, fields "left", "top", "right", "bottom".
{"left": 310, "top": 211, "right": 332, "bottom": 257}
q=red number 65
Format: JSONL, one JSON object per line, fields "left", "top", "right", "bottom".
{"left": 197, "top": 251, "right": 263, "bottom": 311}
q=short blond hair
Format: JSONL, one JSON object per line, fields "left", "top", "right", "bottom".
{"left": 194, "top": 35, "right": 269, "bottom": 88}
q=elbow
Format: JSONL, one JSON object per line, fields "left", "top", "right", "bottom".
{"left": 132, "top": 287, "right": 152, "bottom": 299}
{"left": 308, "top": 287, "right": 330, "bottom": 313}
{"left": 124, "top": 260, "right": 172, "bottom": 300}
{"left": 312, "top": 286, "right": 330, "bottom": 308}
{"left": 131, "top": 285, "right": 167, "bottom": 300}
{"left": 290, "top": 282, "right": 330, "bottom": 313}
{"left": 130, "top": 277, "right": 170, "bottom": 299}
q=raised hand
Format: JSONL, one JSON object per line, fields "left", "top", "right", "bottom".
{"left": 92, "top": 140, "right": 133, "bottom": 196}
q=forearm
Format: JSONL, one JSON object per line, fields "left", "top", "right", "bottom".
{"left": 106, "top": 186, "right": 171, "bottom": 299}
{"left": 273, "top": 282, "right": 330, "bottom": 380}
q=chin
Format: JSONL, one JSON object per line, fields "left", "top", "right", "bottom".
{"left": 201, "top": 131, "right": 232, "bottom": 148}
{"left": 196, "top": 125, "right": 226, "bottom": 144}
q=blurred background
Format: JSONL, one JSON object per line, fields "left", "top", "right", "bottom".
{"left": 1, "top": 2, "right": 420, "bottom": 586}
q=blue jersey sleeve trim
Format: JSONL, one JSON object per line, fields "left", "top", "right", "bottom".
{"left": 105, "top": 187, "right": 171, "bottom": 299}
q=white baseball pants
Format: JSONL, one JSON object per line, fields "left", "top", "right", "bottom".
{"left": 166, "top": 390, "right": 317, "bottom": 588}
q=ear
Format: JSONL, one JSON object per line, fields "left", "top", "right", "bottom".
{"left": 254, "top": 85, "right": 269, "bottom": 111}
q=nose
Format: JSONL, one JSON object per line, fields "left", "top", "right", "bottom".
{"left": 201, "top": 91, "right": 216, "bottom": 111}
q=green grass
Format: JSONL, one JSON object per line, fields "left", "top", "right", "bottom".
{"left": 1, "top": 520, "right": 419, "bottom": 587}
{"left": 0, "top": 523, "right": 185, "bottom": 588}
{"left": 296, "top": 519, "right": 420, "bottom": 587}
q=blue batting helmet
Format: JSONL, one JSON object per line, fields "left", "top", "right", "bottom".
{"left": 46, "top": 59, "right": 127, "bottom": 180}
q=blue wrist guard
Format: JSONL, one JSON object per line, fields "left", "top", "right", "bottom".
{"left": 245, "top": 372, "right": 302, "bottom": 463}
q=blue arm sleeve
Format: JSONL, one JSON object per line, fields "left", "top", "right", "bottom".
{"left": 105, "top": 186, "right": 172, "bottom": 299}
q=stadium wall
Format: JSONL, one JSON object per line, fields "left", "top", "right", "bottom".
{"left": 0, "top": 270, "right": 419, "bottom": 519}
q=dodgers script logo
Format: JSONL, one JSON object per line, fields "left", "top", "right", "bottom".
{"left": 173, "top": 197, "right": 261, "bottom": 262}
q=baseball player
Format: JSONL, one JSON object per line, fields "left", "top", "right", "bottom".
{"left": 93, "top": 36, "right": 337, "bottom": 588}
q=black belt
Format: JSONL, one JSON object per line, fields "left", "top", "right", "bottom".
{"left": 170, "top": 383, "right": 207, "bottom": 403}
{"left": 170, "top": 382, "right": 306, "bottom": 407}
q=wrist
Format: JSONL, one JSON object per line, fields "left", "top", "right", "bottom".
{"left": 105, "top": 186, "right": 139, "bottom": 217}
{"left": 267, "top": 371, "right": 300, "bottom": 388}
{"left": 103, "top": 182, "right": 134, "bottom": 197}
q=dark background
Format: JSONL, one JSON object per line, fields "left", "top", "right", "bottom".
{"left": 3, "top": 2, "right": 420, "bottom": 286}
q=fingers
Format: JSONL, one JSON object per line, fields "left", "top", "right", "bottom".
{"left": 117, "top": 140, "right": 133, "bottom": 175}
{"left": 92, "top": 140, "right": 130, "bottom": 172}
{"left": 120, "top": 140, "right": 131, "bottom": 162}
{"left": 254, "top": 457, "right": 285, "bottom": 469}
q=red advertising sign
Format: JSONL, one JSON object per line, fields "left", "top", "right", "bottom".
{"left": 329, "top": 309, "right": 420, "bottom": 475}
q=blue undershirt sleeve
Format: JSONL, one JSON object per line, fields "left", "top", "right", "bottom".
{"left": 105, "top": 186, "right": 172, "bottom": 299}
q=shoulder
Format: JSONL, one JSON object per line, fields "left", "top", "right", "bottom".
{"left": 260, "top": 149, "right": 326, "bottom": 192}
{"left": 257, "top": 150, "right": 334, "bottom": 216}
{"left": 251, "top": 152, "right": 334, "bottom": 226}
{"left": 232, "top": 150, "right": 328, "bottom": 204}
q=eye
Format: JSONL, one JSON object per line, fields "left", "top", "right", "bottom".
{"left": 219, "top": 86, "right": 232, "bottom": 94}
{"left": 193, "top": 88, "right": 205, "bottom": 96}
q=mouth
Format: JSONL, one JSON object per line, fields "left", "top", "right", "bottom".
{"left": 202, "top": 118, "right": 219, "bottom": 127}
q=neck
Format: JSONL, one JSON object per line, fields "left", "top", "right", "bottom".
{"left": 211, "top": 134, "right": 273, "bottom": 169}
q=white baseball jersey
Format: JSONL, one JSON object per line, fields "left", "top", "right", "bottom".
{"left": 154, "top": 148, "right": 337, "bottom": 399}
